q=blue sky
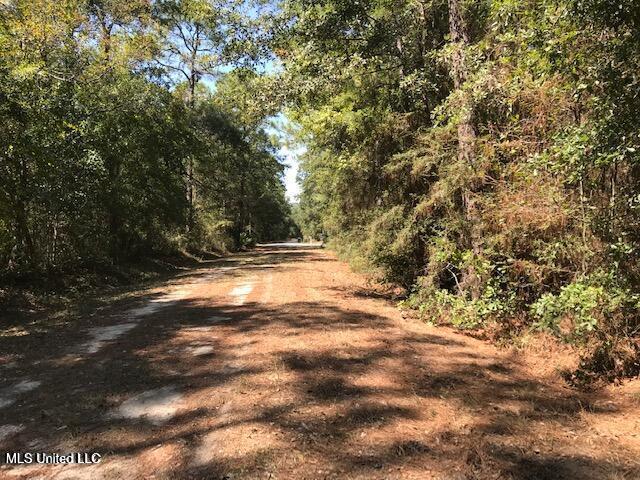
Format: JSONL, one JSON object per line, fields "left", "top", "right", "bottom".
{"left": 255, "top": 62, "right": 304, "bottom": 203}
{"left": 280, "top": 143, "right": 305, "bottom": 202}
{"left": 158, "top": 0, "right": 303, "bottom": 201}
{"left": 202, "top": 62, "right": 303, "bottom": 203}
{"left": 265, "top": 113, "right": 306, "bottom": 203}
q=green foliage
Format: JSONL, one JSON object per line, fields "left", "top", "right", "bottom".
{"left": 531, "top": 283, "right": 604, "bottom": 338}
{"left": 0, "top": 0, "right": 293, "bottom": 273}
{"left": 3, "top": 0, "right": 639, "bottom": 382}
{"left": 279, "top": 0, "right": 640, "bottom": 381}
{"left": 356, "top": 206, "right": 423, "bottom": 287}
{"left": 531, "top": 276, "right": 640, "bottom": 340}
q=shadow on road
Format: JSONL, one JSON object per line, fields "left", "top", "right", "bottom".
{"left": 0, "top": 247, "right": 637, "bottom": 480}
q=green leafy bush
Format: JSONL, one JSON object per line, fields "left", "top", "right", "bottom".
{"left": 531, "top": 282, "right": 604, "bottom": 338}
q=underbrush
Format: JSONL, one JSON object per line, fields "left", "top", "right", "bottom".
{"left": 331, "top": 224, "right": 639, "bottom": 387}
{"left": 401, "top": 273, "right": 640, "bottom": 387}
{"left": 0, "top": 249, "right": 223, "bottom": 326}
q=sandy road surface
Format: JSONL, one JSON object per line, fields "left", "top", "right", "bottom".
{"left": 1, "top": 245, "right": 639, "bottom": 479}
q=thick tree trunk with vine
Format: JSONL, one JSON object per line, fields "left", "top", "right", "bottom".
{"left": 448, "top": 0, "right": 481, "bottom": 300}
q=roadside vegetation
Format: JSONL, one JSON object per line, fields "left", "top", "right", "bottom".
{"left": 0, "top": 0, "right": 295, "bottom": 285}
{"left": 2, "top": 0, "right": 639, "bottom": 386}
{"left": 280, "top": 0, "right": 640, "bottom": 384}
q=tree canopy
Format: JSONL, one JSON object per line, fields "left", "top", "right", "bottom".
{"left": 277, "top": 0, "right": 640, "bottom": 382}
{"left": 0, "top": 0, "right": 293, "bottom": 272}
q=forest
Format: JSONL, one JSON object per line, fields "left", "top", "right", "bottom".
{"left": 285, "top": 0, "right": 640, "bottom": 383}
{"left": 2, "top": 0, "right": 640, "bottom": 384}
{"left": 0, "top": 0, "right": 294, "bottom": 273}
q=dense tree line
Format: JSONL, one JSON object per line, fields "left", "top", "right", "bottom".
{"left": 3, "top": 0, "right": 638, "bottom": 381}
{"left": 0, "top": 0, "right": 292, "bottom": 274}
{"left": 277, "top": 0, "right": 640, "bottom": 382}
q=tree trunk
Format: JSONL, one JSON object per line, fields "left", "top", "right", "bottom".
{"left": 448, "top": 0, "right": 481, "bottom": 300}
{"left": 448, "top": 0, "right": 475, "bottom": 164}
{"left": 186, "top": 72, "right": 197, "bottom": 233}
{"left": 10, "top": 157, "right": 35, "bottom": 269}
{"left": 106, "top": 158, "right": 123, "bottom": 260}
{"left": 12, "top": 198, "right": 34, "bottom": 269}
{"left": 238, "top": 174, "right": 246, "bottom": 247}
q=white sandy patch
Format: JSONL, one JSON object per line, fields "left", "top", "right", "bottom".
{"left": 111, "top": 387, "right": 183, "bottom": 425}
{"left": 0, "top": 380, "right": 41, "bottom": 409}
{"left": 230, "top": 284, "right": 253, "bottom": 297}
{"left": 191, "top": 401, "right": 236, "bottom": 466}
{"left": 256, "top": 242, "right": 322, "bottom": 248}
{"left": 161, "top": 288, "right": 190, "bottom": 302}
{"left": 127, "top": 280, "right": 198, "bottom": 317}
{"left": 127, "top": 302, "right": 166, "bottom": 317}
{"left": 188, "top": 345, "right": 214, "bottom": 356}
{"left": 77, "top": 281, "right": 199, "bottom": 356}
{"left": 230, "top": 282, "right": 254, "bottom": 306}
{"left": 191, "top": 430, "right": 220, "bottom": 466}
{"left": 0, "top": 424, "right": 24, "bottom": 442}
{"left": 80, "top": 323, "right": 138, "bottom": 355}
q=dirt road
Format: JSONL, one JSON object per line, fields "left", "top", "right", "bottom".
{"left": 1, "top": 245, "right": 639, "bottom": 479}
